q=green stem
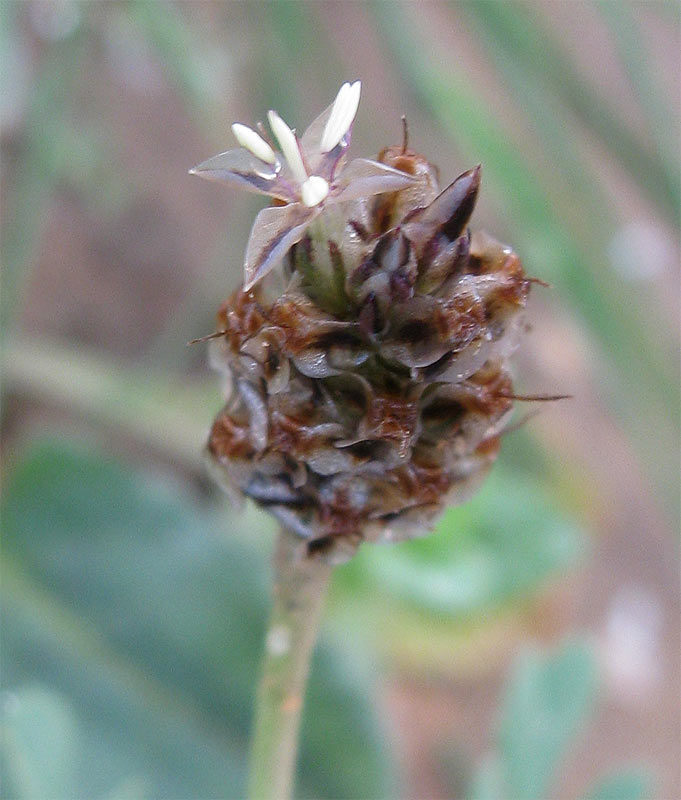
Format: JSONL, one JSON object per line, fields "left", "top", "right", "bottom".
{"left": 248, "top": 528, "right": 333, "bottom": 800}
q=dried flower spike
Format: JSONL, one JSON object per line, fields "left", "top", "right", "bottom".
{"left": 197, "top": 85, "right": 532, "bottom": 564}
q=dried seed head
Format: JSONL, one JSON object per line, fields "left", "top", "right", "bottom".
{"left": 198, "top": 87, "right": 532, "bottom": 563}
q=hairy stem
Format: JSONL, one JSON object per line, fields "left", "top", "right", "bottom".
{"left": 248, "top": 528, "right": 333, "bottom": 800}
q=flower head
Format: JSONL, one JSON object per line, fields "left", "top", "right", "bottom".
{"left": 200, "top": 88, "right": 535, "bottom": 563}
{"left": 190, "top": 82, "right": 416, "bottom": 289}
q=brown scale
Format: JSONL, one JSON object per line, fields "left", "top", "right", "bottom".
{"left": 215, "top": 290, "right": 267, "bottom": 354}
{"left": 209, "top": 412, "right": 255, "bottom": 461}
{"left": 373, "top": 143, "right": 439, "bottom": 234}
{"left": 437, "top": 291, "right": 488, "bottom": 346}
{"left": 363, "top": 391, "right": 420, "bottom": 456}
{"left": 267, "top": 295, "right": 350, "bottom": 356}
{"left": 267, "top": 409, "right": 332, "bottom": 459}
{"left": 460, "top": 366, "right": 515, "bottom": 418}
{"left": 390, "top": 459, "right": 454, "bottom": 508}
{"left": 485, "top": 275, "right": 531, "bottom": 312}
{"left": 318, "top": 490, "right": 364, "bottom": 538}
{"left": 473, "top": 434, "right": 503, "bottom": 459}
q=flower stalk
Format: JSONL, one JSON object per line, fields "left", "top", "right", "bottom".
{"left": 248, "top": 527, "right": 333, "bottom": 800}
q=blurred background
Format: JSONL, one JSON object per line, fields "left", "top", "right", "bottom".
{"left": 1, "top": 1, "right": 679, "bottom": 798}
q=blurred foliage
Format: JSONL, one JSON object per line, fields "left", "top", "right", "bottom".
{"left": 466, "top": 642, "right": 649, "bottom": 800}
{"left": 1, "top": 442, "right": 395, "bottom": 799}
{"left": 1, "top": 0, "right": 677, "bottom": 796}
{"left": 582, "top": 770, "right": 651, "bottom": 800}
{"left": 494, "top": 641, "right": 596, "bottom": 800}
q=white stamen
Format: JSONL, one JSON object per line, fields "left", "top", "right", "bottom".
{"left": 267, "top": 110, "right": 308, "bottom": 185}
{"left": 323, "top": 82, "right": 351, "bottom": 146}
{"left": 231, "top": 123, "right": 277, "bottom": 164}
{"left": 320, "top": 80, "right": 361, "bottom": 153}
{"left": 300, "top": 175, "right": 329, "bottom": 207}
{"left": 320, "top": 82, "right": 351, "bottom": 152}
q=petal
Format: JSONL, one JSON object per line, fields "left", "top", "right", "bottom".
{"left": 301, "top": 98, "right": 336, "bottom": 154}
{"left": 190, "top": 148, "right": 296, "bottom": 203}
{"left": 301, "top": 99, "right": 350, "bottom": 180}
{"left": 244, "top": 204, "right": 316, "bottom": 290}
{"left": 332, "top": 158, "right": 417, "bottom": 203}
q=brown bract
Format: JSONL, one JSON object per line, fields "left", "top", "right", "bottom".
{"left": 206, "top": 150, "right": 530, "bottom": 562}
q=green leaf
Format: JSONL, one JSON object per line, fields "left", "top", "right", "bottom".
{"left": 583, "top": 769, "right": 651, "bottom": 800}
{"left": 465, "top": 646, "right": 651, "bottom": 800}
{"left": 0, "top": 686, "right": 78, "bottom": 800}
{"left": 498, "top": 640, "right": 597, "bottom": 800}
{"left": 1, "top": 440, "right": 393, "bottom": 798}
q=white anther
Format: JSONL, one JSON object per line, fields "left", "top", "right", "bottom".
{"left": 267, "top": 110, "right": 308, "bottom": 185}
{"left": 231, "top": 123, "right": 277, "bottom": 164}
{"left": 320, "top": 80, "right": 361, "bottom": 153}
{"left": 300, "top": 175, "right": 329, "bottom": 207}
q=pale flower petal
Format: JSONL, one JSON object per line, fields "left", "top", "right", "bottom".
{"left": 301, "top": 98, "right": 336, "bottom": 153}
{"left": 300, "top": 98, "right": 347, "bottom": 180}
{"left": 244, "top": 204, "right": 318, "bottom": 290}
{"left": 189, "top": 148, "right": 296, "bottom": 202}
